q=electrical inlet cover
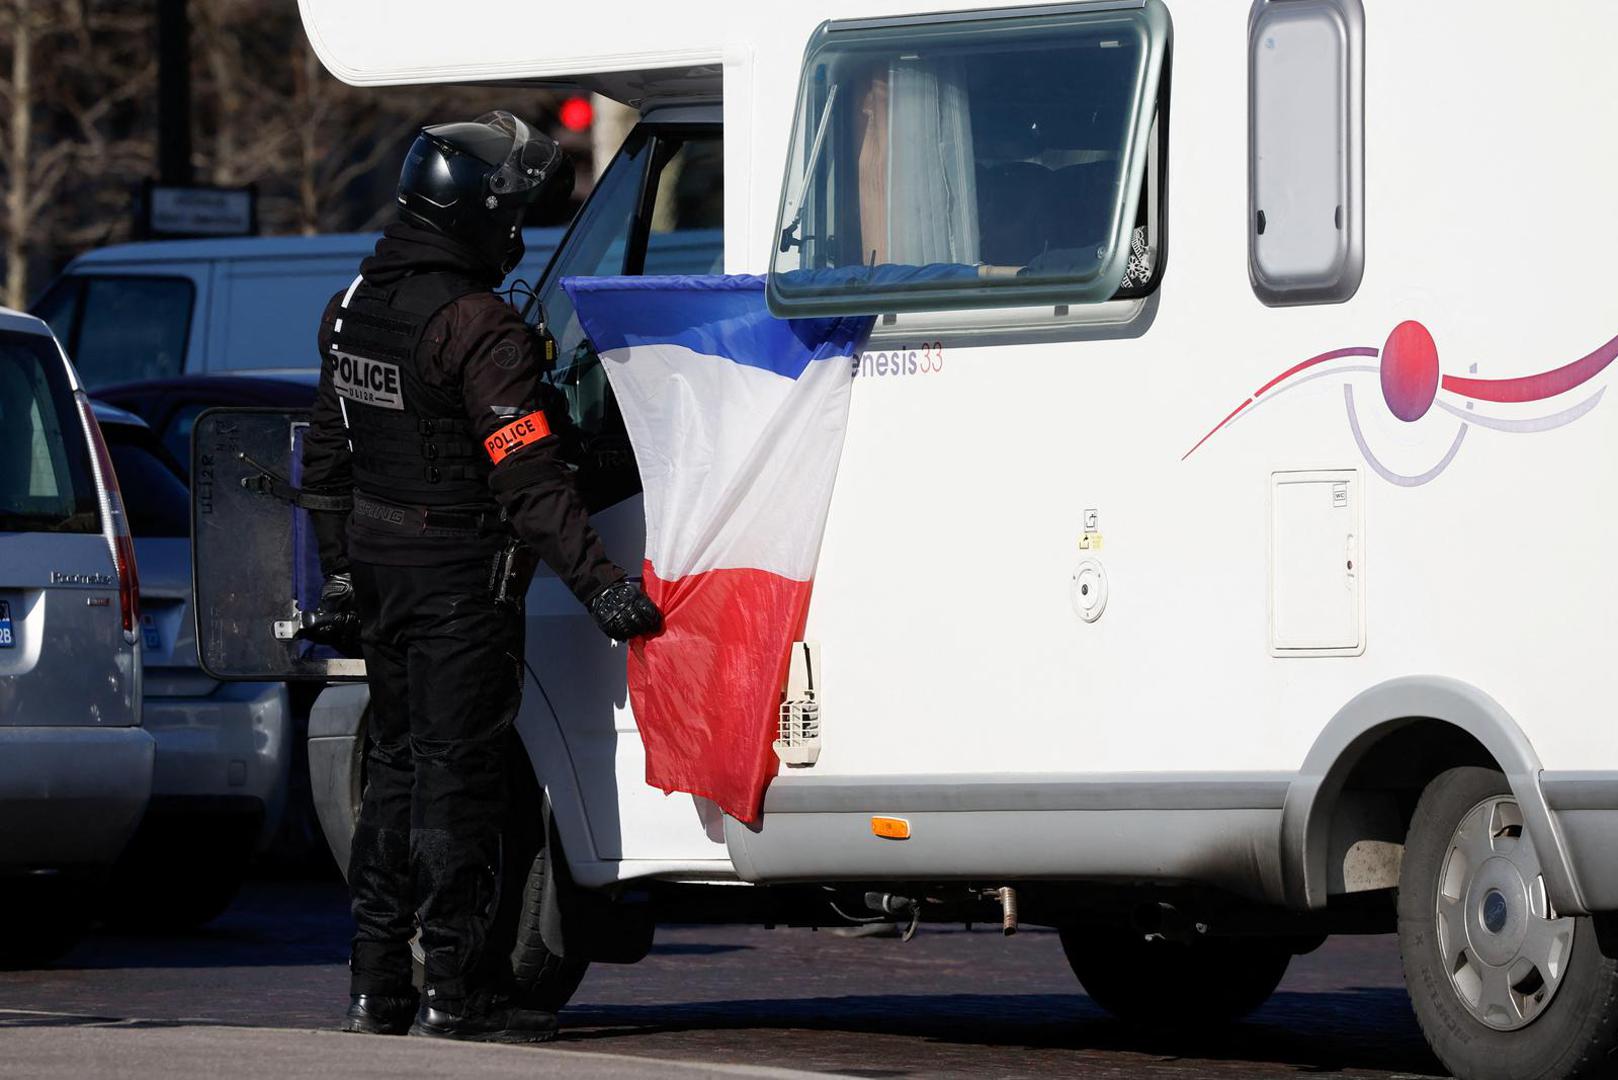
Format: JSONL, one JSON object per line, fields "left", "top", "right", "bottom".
{"left": 1071, "top": 558, "right": 1108, "bottom": 623}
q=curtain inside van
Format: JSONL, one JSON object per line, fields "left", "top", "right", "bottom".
{"left": 855, "top": 60, "right": 980, "bottom": 267}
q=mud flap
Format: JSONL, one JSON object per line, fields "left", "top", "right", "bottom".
{"left": 539, "top": 798, "right": 655, "bottom": 965}
{"left": 190, "top": 408, "right": 365, "bottom": 681}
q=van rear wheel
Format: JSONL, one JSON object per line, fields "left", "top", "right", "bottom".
{"left": 1398, "top": 766, "right": 1618, "bottom": 1080}
{"left": 402, "top": 744, "right": 590, "bottom": 1011}
{"left": 405, "top": 843, "right": 591, "bottom": 1011}
{"left": 1058, "top": 926, "right": 1291, "bottom": 1026}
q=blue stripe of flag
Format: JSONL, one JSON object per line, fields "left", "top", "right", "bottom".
{"left": 562, "top": 274, "right": 871, "bottom": 381}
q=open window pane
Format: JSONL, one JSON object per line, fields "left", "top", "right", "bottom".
{"left": 769, "top": 1, "right": 1170, "bottom": 318}
{"left": 1248, "top": 0, "right": 1364, "bottom": 305}
{"left": 540, "top": 126, "right": 725, "bottom": 510}
{"left": 538, "top": 133, "right": 655, "bottom": 435}
{"left": 542, "top": 130, "right": 725, "bottom": 438}
{"left": 643, "top": 136, "right": 725, "bottom": 276}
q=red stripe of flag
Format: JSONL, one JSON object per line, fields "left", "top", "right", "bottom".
{"left": 630, "top": 561, "right": 814, "bottom": 824}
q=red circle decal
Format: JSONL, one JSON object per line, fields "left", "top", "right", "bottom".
{"left": 1380, "top": 320, "right": 1440, "bottom": 422}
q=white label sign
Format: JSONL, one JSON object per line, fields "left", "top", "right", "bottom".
{"left": 148, "top": 186, "right": 254, "bottom": 237}
{"left": 332, "top": 351, "right": 405, "bottom": 411}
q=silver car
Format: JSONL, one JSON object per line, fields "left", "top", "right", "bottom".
{"left": 0, "top": 308, "right": 153, "bottom": 967}
{"left": 93, "top": 404, "right": 293, "bottom": 929}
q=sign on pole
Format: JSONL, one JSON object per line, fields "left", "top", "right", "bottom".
{"left": 137, "top": 182, "right": 258, "bottom": 239}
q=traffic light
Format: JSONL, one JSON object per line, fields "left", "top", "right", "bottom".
{"left": 559, "top": 96, "right": 593, "bottom": 134}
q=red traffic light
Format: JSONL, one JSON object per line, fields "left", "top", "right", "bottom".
{"left": 559, "top": 96, "right": 593, "bottom": 133}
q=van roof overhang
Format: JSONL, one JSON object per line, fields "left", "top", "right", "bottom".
{"left": 506, "top": 68, "right": 723, "bottom": 110}
{"left": 298, "top": 0, "right": 725, "bottom": 107}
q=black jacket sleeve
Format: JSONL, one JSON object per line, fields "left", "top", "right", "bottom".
{"left": 301, "top": 291, "right": 354, "bottom": 577}
{"left": 446, "top": 294, "right": 624, "bottom": 605}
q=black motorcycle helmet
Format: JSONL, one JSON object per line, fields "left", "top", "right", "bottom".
{"left": 396, "top": 110, "right": 574, "bottom": 276}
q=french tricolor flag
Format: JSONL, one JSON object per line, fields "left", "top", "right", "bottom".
{"left": 564, "top": 275, "right": 873, "bottom": 824}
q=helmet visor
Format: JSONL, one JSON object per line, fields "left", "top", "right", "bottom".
{"left": 479, "top": 111, "right": 566, "bottom": 201}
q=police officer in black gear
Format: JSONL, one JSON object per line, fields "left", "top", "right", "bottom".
{"left": 301, "top": 111, "right": 662, "bottom": 1043}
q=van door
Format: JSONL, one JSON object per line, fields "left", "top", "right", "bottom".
{"left": 525, "top": 118, "right": 724, "bottom": 859}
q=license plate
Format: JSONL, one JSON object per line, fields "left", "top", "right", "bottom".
{"left": 142, "top": 613, "right": 161, "bottom": 651}
{"left": 0, "top": 600, "right": 13, "bottom": 648}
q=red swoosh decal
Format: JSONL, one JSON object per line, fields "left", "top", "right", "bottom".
{"left": 1441, "top": 331, "right": 1618, "bottom": 404}
{"left": 1183, "top": 347, "right": 1379, "bottom": 460}
{"left": 1181, "top": 398, "right": 1253, "bottom": 461}
{"left": 1254, "top": 347, "right": 1380, "bottom": 397}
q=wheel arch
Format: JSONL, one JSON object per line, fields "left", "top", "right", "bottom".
{"left": 1280, "top": 675, "right": 1585, "bottom": 914}
{"left": 511, "top": 704, "right": 602, "bottom": 873}
{"left": 306, "top": 682, "right": 603, "bottom": 882}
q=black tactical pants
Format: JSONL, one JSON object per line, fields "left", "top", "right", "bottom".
{"left": 347, "top": 556, "right": 523, "bottom": 1007}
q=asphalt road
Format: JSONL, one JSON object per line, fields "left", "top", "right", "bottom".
{"left": 0, "top": 880, "right": 1448, "bottom": 1079}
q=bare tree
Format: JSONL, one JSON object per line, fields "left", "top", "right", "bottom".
{"left": 191, "top": 1, "right": 525, "bottom": 236}
{"left": 0, "top": 0, "right": 580, "bottom": 308}
{"left": 193, "top": 0, "right": 241, "bottom": 186}
{"left": 0, "top": 0, "right": 154, "bottom": 307}
{"left": 1, "top": 0, "right": 35, "bottom": 309}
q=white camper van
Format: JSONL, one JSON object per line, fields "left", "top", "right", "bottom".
{"left": 202, "top": 1, "right": 1618, "bottom": 1074}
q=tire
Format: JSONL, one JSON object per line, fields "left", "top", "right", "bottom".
{"left": 406, "top": 845, "right": 590, "bottom": 1011}
{"left": 1059, "top": 925, "right": 1292, "bottom": 1026}
{"left": 509, "top": 845, "right": 590, "bottom": 1012}
{"left": 1399, "top": 766, "right": 1618, "bottom": 1080}
{"left": 404, "top": 741, "right": 590, "bottom": 1012}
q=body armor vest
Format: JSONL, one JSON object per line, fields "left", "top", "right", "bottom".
{"left": 328, "top": 272, "right": 492, "bottom": 508}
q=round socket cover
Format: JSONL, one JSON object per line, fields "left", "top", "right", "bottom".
{"left": 1071, "top": 558, "right": 1108, "bottom": 623}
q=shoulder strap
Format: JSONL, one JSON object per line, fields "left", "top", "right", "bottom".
{"left": 386, "top": 271, "right": 488, "bottom": 318}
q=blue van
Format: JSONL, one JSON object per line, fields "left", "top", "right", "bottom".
{"left": 29, "top": 229, "right": 566, "bottom": 389}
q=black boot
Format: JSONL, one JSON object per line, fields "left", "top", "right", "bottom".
{"left": 342, "top": 993, "right": 419, "bottom": 1035}
{"left": 408, "top": 993, "right": 558, "bottom": 1044}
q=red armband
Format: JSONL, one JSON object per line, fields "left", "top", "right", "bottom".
{"left": 484, "top": 410, "right": 553, "bottom": 464}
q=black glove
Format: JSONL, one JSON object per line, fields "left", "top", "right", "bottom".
{"left": 587, "top": 579, "right": 663, "bottom": 642}
{"left": 295, "top": 572, "right": 363, "bottom": 656}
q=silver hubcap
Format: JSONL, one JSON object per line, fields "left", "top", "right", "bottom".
{"left": 1436, "top": 795, "right": 1575, "bottom": 1031}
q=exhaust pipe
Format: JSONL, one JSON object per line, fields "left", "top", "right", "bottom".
{"left": 998, "top": 886, "right": 1019, "bottom": 936}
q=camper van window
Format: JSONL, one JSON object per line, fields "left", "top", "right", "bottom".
{"left": 68, "top": 276, "right": 193, "bottom": 388}
{"left": 768, "top": 2, "right": 1170, "bottom": 319}
{"left": 1248, "top": 0, "right": 1364, "bottom": 305}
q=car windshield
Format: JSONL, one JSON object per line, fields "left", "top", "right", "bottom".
{"left": 70, "top": 277, "right": 193, "bottom": 388}
{"left": 0, "top": 333, "right": 99, "bottom": 534}
{"left": 102, "top": 425, "right": 190, "bottom": 538}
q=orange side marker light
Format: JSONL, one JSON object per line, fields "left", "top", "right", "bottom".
{"left": 871, "top": 816, "right": 910, "bottom": 841}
